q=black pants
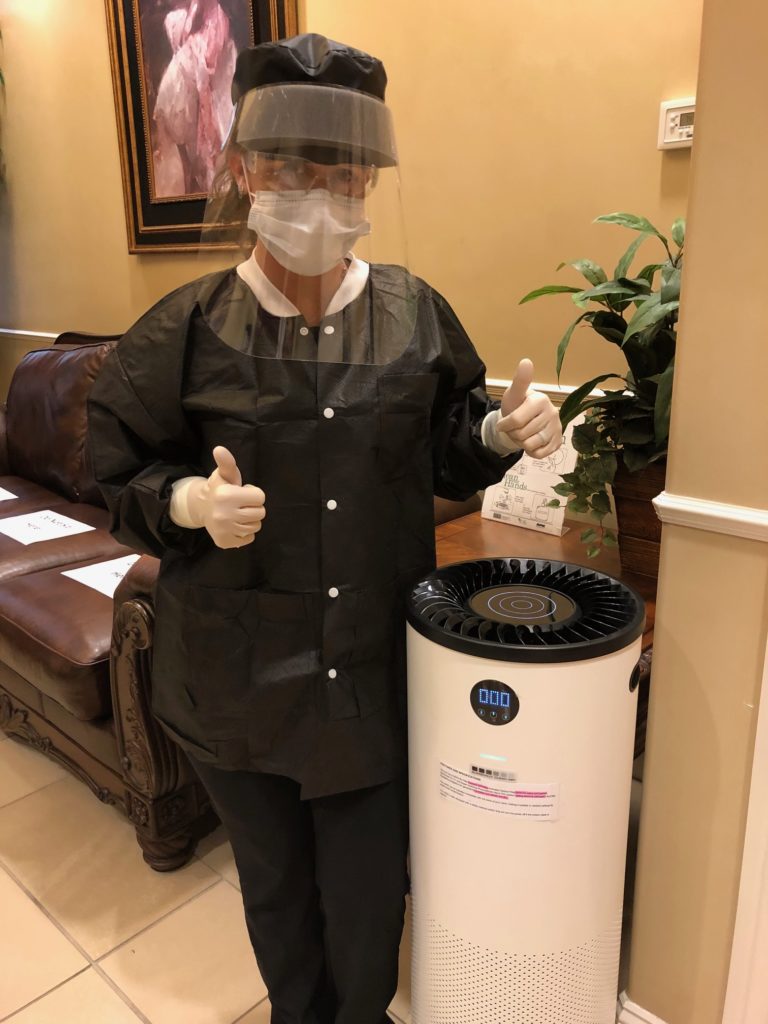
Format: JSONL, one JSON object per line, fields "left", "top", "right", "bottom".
{"left": 190, "top": 758, "right": 410, "bottom": 1024}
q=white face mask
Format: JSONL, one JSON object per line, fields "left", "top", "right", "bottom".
{"left": 246, "top": 189, "right": 371, "bottom": 276}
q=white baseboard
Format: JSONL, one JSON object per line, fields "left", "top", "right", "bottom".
{"left": 617, "top": 991, "right": 669, "bottom": 1024}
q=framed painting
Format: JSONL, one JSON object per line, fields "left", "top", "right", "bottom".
{"left": 105, "top": 0, "right": 299, "bottom": 252}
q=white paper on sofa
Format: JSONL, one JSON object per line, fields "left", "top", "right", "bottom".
{"left": 481, "top": 414, "right": 585, "bottom": 537}
{"left": 62, "top": 554, "right": 141, "bottom": 599}
{"left": 0, "top": 509, "right": 96, "bottom": 545}
{"left": 0, "top": 487, "right": 18, "bottom": 501}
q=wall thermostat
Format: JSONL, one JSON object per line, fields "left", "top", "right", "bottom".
{"left": 658, "top": 97, "right": 696, "bottom": 150}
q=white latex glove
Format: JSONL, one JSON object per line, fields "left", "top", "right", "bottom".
{"left": 183, "top": 446, "right": 266, "bottom": 550}
{"left": 496, "top": 359, "right": 563, "bottom": 459}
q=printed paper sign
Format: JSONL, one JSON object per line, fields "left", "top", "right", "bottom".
{"left": 0, "top": 487, "right": 18, "bottom": 501}
{"left": 481, "top": 413, "right": 585, "bottom": 537}
{"left": 62, "top": 554, "right": 141, "bottom": 599}
{"left": 440, "top": 762, "right": 559, "bottom": 821}
{"left": 0, "top": 509, "right": 96, "bottom": 545}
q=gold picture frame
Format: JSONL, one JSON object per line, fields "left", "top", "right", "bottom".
{"left": 105, "top": 0, "right": 299, "bottom": 252}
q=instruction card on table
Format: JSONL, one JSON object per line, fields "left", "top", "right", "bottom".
{"left": 482, "top": 414, "right": 585, "bottom": 537}
{"left": 0, "top": 510, "right": 96, "bottom": 545}
{"left": 62, "top": 555, "right": 141, "bottom": 599}
{"left": 0, "top": 487, "right": 18, "bottom": 502}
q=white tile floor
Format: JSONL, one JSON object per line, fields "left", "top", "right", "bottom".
{"left": 0, "top": 729, "right": 639, "bottom": 1023}
{"left": 0, "top": 730, "right": 414, "bottom": 1024}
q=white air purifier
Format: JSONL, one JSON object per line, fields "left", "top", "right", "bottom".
{"left": 406, "top": 557, "right": 645, "bottom": 1024}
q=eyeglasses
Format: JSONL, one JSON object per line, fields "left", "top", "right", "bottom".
{"left": 242, "top": 151, "right": 378, "bottom": 198}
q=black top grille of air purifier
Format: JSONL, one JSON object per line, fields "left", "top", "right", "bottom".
{"left": 406, "top": 558, "right": 645, "bottom": 663}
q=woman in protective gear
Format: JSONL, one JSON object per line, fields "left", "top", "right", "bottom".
{"left": 88, "top": 32, "right": 562, "bottom": 1024}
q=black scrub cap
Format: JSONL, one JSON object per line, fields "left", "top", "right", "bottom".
{"left": 232, "top": 33, "right": 388, "bottom": 103}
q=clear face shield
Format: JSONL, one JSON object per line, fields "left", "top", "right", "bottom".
{"left": 198, "top": 83, "right": 414, "bottom": 364}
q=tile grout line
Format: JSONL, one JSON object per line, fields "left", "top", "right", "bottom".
{"left": 0, "top": 860, "right": 153, "bottom": 1022}
{"left": 230, "top": 994, "right": 270, "bottom": 1023}
{"left": 0, "top": 857, "right": 93, "bottom": 960}
{"left": 0, "top": 852, "right": 222, "bottom": 1022}
{"left": 93, "top": 875, "right": 223, "bottom": 963}
{"left": 0, "top": 772, "right": 70, "bottom": 814}
{"left": 0, "top": 966, "right": 92, "bottom": 1023}
{"left": 88, "top": 961, "right": 153, "bottom": 1024}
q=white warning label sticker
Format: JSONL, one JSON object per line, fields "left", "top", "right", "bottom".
{"left": 439, "top": 762, "right": 559, "bottom": 821}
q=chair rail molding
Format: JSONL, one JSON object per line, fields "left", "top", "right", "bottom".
{"left": 653, "top": 491, "right": 768, "bottom": 543}
{"left": 0, "top": 328, "right": 58, "bottom": 341}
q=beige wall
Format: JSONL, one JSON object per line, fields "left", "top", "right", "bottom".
{"left": 0, "top": 0, "right": 701, "bottom": 387}
{"left": 627, "top": 0, "right": 768, "bottom": 1019}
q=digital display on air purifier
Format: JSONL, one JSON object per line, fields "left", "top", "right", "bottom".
{"left": 470, "top": 680, "right": 519, "bottom": 725}
{"left": 478, "top": 688, "right": 511, "bottom": 709}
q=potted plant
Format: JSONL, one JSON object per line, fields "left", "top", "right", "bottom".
{"left": 520, "top": 212, "right": 684, "bottom": 575}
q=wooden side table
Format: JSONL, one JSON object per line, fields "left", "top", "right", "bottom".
{"left": 434, "top": 513, "right": 657, "bottom": 758}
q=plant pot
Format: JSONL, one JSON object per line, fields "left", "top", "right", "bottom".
{"left": 611, "top": 459, "right": 667, "bottom": 579}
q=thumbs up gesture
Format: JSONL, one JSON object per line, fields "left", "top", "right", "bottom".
{"left": 187, "top": 446, "right": 266, "bottom": 550}
{"left": 496, "top": 359, "right": 563, "bottom": 459}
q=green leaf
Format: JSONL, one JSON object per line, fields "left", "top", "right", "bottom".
{"left": 614, "top": 233, "right": 652, "bottom": 280}
{"left": 519, "top": 285, "right": 584, "bottom": 304}
{"left": 654, "top": 358, "right": 675, "bottom": 442}
{"left": 558, "top": 374, "right": 626, "bottom": 430}
{"left": 580, "top": 528, "right": 598, "bottom": 543}
{"left": 586, "top": 545, "right": 601, "bottom": 558}
{"left": 603, "top": 531, "right": 618, "bottom": 547}
{"left": 595, "top": 212, "right": 668, "bottom": 244}
{"left": 618, "top": 424, "right": 655, "bottom": 445}
{"left": 591, "top": 490, "right": 611, "bottom": 514}
{"left": 545, "top": 499, "right": 562, "bottom": 508}
{"left": 586, "top": 451, "right": 618, "bottom": 485}
{"left": 623, "top": 295, "right": 680, "bottom": 344}
{"left": 557, "top": 259, "right": 607, "bottom": 287}
{"left": 588, "top": 310, "right": 627, "bottom": 346}
{"left": 571, "top": 425, "right": 599, "bottom": 454}
{"left": 555, "top": 313, "right": 590, "bottom": 380}
{"left": 573, "top": 282, "right": 637, "bottom": 304}
{"left": 571, "top": 498, "right": 590, "bottom": 514}
{"left": 671, "top": 218, "right": 686, "bottom": 248}
{"left": 635, "top": 263, "right": 663, "bottom": 288}
{"left": 660, "top": 266, "right": 682, "bottom": 304}
{"left": 552, "top": 482, "right": 573, "bottom": 496}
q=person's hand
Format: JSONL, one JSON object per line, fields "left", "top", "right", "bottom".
{"left": 186, "top": 446, "right": 266, "bottom": 550}
{"left": 496, "top": 359, "right": 563, "bottom": 459}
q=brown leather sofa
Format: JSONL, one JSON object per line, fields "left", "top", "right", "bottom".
{"left": 0, "top": 333, "right": 481, "bottom": 872}
{"left": 0, "top": 335, "right": 217, "bottom": 871}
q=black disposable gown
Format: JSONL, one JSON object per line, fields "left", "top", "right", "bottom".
{"left": 88, "top": 264, "right": 521, "bottom": 797}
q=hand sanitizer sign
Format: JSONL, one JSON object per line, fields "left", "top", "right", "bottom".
{"left": 482, "top": 414, "right": 585, "bottom": 537}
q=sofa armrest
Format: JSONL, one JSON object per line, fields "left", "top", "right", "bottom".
{"left": 0, "top": 403, "right": 9, "bottom": 475}
{"left": 110, "top": 554, "right": 213, "bottom": 869}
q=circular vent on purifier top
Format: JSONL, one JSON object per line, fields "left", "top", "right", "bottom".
{"left": 406, "top": 558, "right": 645, "bottom": 663}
